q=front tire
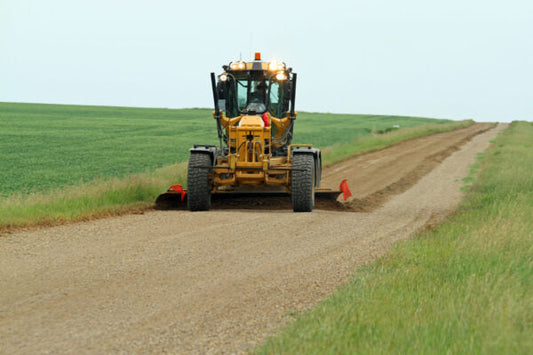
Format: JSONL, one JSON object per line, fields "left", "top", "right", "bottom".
{"left": 187, "top": 153, "right": 212, "bottom": 211}
{"left": 292, "top": 154, "right": 315, "bottom": 212}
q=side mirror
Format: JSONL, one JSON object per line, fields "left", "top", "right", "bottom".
{"left": 216, "top": 80, "right": 227, "bottom": 100}
{"left": 218, "top": 98, "right": 226, "bottom": 111}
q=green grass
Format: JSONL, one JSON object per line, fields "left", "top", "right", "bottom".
{"left": 0, "top": 163, "right": 187, "bottom": 229}
{"left": 0, "top": 102, "right": 452, "bottom": 197}
{"left": 257, "top": 121, "right": 533, "bottom": 354}
{"left": 0, "top": 102, "right": 465, "bottom": 230}
{"left": 0, "top": 102, "right": 218, "bottom": 196}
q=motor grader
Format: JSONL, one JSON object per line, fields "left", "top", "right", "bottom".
{"left": 158, "top": 53, "right": 342, "bottom": 212}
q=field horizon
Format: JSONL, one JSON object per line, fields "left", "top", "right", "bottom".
{"left": 2, "top": 100, "right": 475, "bottom": 123}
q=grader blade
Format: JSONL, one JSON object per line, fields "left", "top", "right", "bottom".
{"left": 155, "top": 184, "right": 187, "bottom": 209}
{"left": 315, "top": 188, "right": 343, "bottom": 200}
{"left": 155, "top": 185, "right": 343, "bottom": 210}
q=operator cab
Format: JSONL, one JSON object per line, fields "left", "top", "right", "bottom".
{"left": 211, "top": 53, "right": 298, "bottom": 156}
{"left": 245, "top": 80, "right": 267, "bottom": 114}
{"left": 215, "top": 54, "right": 293, "bottom": 119}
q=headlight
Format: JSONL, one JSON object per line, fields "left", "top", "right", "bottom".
{"left": 269, "top": 60, "right": 285, "bottom": 71}
{"left": 275, "top": 72, "right": 287, "bottom": 81}
{"left": 219, "top": 73, "right": 228, "bottom": 82}
{"left": 230, "top": 61, "right": 245, "bottom": 70}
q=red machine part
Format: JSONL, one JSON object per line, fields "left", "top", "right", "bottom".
{"left": 168, "top": 184, "right": 186, "bottom": 201}
{"left": 339, "top": 179, "right": 352, "bottom": 201}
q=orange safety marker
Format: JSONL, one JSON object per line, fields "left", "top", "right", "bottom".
{"left": 168, "top": 184, "right": 186, "bottom": 201}
{"left": 339, "top": 179, "right": 352, "bottom": 201}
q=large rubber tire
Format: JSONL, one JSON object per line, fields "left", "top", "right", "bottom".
{"left": 187, "top": 153, "right": 212, "bottom": 211}
{"left": 292, "top": 154, "right": 315, "bottom": 212}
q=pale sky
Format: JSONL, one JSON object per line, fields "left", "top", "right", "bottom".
{"left": 1, "top": 0, "right": 532, "bottom": 122}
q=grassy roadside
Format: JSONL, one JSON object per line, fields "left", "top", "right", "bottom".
{"left": 257, "top": 121, "right": 533, "bottom": 354}
{"left": 0, "top": 163, "right": 186, "bottom": 232}
{"left": 0, "top": 110, "right": 471, "bottom": 232}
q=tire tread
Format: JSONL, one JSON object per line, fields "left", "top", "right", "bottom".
{"left": 187, "top": 153, "right": 212, "bottom": 211}
{"left": 292, "top": 154, "right": 315, "bottom": 212}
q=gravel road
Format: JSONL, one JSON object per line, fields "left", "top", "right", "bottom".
{"left": 0, "top": 123, "right": 504, "bottom": 354}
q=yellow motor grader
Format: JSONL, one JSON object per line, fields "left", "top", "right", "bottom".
{"left": 159, "top": 53, "right": 341, "bottom": 212}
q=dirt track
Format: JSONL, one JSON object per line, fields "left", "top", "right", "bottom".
{"left": 0, "top": 123, "right": 504, "bottom": 354}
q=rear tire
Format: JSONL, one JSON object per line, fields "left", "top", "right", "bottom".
{"left": 292, "top": 154, "right": 315, "bottom": 212}
{"left": 187, "top": 153, "right": 212, "bottom": 211}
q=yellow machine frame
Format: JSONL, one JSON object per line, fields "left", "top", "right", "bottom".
{"left": 213, "top": 110, "right": 307, "bottom": 192}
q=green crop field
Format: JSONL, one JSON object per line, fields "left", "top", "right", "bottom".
{"left": 257, "top": 121, "right": 533, "bottom": 354}
{"left": 0, "top": 102, "right": 468, "bottom": 230}
{"left": 0, "top": 103, "right": 217, "bottom": 196}
{"left": 0, "top": 102, "right": 453, "bottom": 197}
